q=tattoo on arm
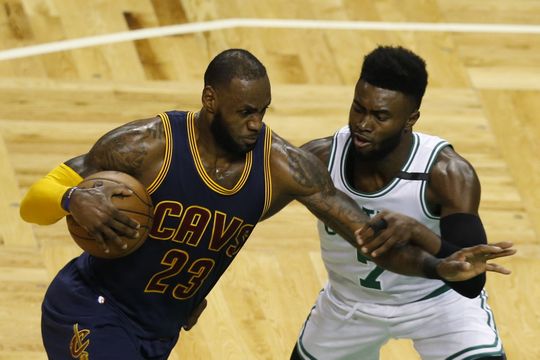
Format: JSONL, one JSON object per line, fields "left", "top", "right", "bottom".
{"left": 286, "top": 145, "right": 367, "bottom": 243}
{"left": 87, "top": 119, "right": 163, "bottom": 175}
{"left": 286, "top": 145, "right": 333, "bottom": 193}
{"left": 147, "top": 118, "right": 164, "bottom": 140}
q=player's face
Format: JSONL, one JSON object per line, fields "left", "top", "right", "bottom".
{"left": 212, "top": 76, "right": 271, "bottom": 155}
{"left": 348, "top": 80, "right": 418, "bottom": 160}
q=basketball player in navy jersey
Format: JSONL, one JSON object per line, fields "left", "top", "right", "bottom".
{"left": 20, "top": 49, "right": 513, "bottom": 359}
{"left": 291, "top": 46, "right": 510, "bottom": 360}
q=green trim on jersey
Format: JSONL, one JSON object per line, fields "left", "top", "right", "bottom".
{"left": 445, "top": 290, "right": 503, "bottom": 360}
{"left": 417, "top": 284, "right": 451, "bottom": 301}
{"left": 327, "top": 131, "right": 341, "bottom": 173}
{"left": 339, "top": 133, "right": 420, "bottom": 198}
{"left": 419, "top": 140, "right": 450, "bottom": 219}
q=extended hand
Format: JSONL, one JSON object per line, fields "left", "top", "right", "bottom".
{"left": 437, "top": 242, "right": 516, "bottom": 282}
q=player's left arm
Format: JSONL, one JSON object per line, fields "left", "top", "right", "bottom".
{"left": 425, "top": 146, "right": 491, "bottom": 296}
{"left": 428, "top": 146, "right": 484, "bottom": 251}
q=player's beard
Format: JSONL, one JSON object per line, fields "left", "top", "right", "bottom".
{"left": 211, "top": 111, "right": 254, "bottom": 155}
{"left": 350, "top": 125, "right": 403, "bottom": 161}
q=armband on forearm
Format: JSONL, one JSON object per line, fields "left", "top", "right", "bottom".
{"left": 435, "top": 239, "right": 461, "bottom": 258}
{"left": 436, "top": 213, "right": 487, "bottom": 298}
{"left": 20, "top": 163, "right": 83, "bottom": 225}
{"left": 436, "top": 213, "right": 487, "bottom": 257}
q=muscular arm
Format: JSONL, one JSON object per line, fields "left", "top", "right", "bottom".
{"left": 425, "top": 146, "right": 485, "bottom": 253}
{"left": 427, "top": 146, "right": 481, "bottom": 218}
{"left": 425, "top": 146, "right": 487, "bottom": 296}
{"left": 265, "top": 134, "right": 442, "bottom": 278}
{"left": 68, "top": 117, "right": 165, "bottom": 184}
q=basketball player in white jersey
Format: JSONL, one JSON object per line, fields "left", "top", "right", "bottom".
{"left": 291, "top": 46, "right": 507, "bottom": 360}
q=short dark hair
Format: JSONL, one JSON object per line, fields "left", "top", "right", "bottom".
{"left": 204, "top": 49, "right": 267, "bottom": 89}
{"left": 360, "top": 46, "right": 428, "bottom": 108}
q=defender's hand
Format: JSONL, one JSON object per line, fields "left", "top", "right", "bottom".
{"left": 437, "top": 242, "right": 516, "bottom": 282}
{"left": 183, "top": 299, "right": 208, "bottom": 331}
{"left": 69, "top": 181, "right": 140, "bottom": 253}
{"left": 356, "top": 211, "right": 416, "bottom": 257}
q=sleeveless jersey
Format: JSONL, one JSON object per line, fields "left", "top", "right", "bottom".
{"left": 320, "top": 126, "right": 451, "bottom": 305}
{"left": 76, "top": 110, "right": 273, "bottom": 337}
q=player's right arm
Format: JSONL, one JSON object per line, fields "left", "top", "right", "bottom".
{"left": 20, "top": 117, "right": 164, "bottom": 252}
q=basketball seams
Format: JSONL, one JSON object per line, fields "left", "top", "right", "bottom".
{"left": 67, "top": 171, "right": 154, "bottom": 258}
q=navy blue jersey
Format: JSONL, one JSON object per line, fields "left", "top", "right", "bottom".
{"left": 76, "top": 110, "right": 272, "bottom": 337}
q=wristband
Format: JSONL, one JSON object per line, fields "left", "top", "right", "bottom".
{"left": 61, "top": 186, "right": 79, "bottom": 212}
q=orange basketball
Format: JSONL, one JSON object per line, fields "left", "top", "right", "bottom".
{"left": 66, "top": 171, "right": 154, "bottom": 259}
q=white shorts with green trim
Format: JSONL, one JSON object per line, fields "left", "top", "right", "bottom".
{"left": 295, "top": 284, "right": 504, "bottom": 360}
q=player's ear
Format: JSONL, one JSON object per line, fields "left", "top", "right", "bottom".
{"left": 405, "top": 110, "right": 420, "bottom": 131}
{"left": 202, "top": 85, "right": 217, "bottom": 114}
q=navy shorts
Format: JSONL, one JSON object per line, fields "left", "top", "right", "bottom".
{"left": 41, "top": 259, "right": 179, "bottom": 360}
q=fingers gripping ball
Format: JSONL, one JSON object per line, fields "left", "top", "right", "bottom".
{"left": 66, "top": 171, "right": 153, "bottom": 259}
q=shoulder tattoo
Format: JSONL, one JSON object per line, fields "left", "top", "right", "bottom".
{"left": 88, "top": 120, "right": 163, "bottom": 174}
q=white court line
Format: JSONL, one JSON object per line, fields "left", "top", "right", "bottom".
{"left": 0, "top": 18, "right": 539, "bottom": 61}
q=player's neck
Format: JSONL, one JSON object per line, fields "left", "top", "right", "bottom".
{"left": 193, "top": 110, "right": 247, "bottom": 185}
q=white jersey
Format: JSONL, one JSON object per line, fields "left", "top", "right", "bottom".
{"left": 319, "top": 126, "right": 451, "bottom": 305}
{"left": 297, "top": 127, "right": 504, "bottom": 360}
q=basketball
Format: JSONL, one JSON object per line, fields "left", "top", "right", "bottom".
{"left": 66, "top": 171, "right": 154, "bottom": 259}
